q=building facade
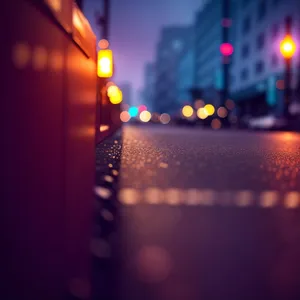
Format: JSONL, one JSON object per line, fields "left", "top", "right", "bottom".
{"left": 194, "top": 0, "right": 238, "bottom": 108}
{"left": 153, "top": 26, "right": 192, "bottom": 114}
{"left": 230, "top": 0, "right": 300, "bottom": 117}
{"left": 142, "top": 62, "right": 155, "bottom": 112}
{"left": 118, "top": 82, "right": 133, "bottom": 108}
{"left": 177, "top": 46, "right": 195, "bottom": 108}
{"left": 194, "top": 0, "right": 224, "bottom": 107}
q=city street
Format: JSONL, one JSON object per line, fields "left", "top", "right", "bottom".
{"left": 93, "top": 125, "right": 300, "bottom": 300}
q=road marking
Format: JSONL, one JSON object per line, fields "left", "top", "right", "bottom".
{"left": 118, "top": 188, "right": 300, "bottom": 210}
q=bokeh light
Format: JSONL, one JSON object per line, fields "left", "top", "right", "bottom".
{"left": 129, "top": 106, "right": 139, "bottom": 117}
{"left": 280, "top": 35, "right": 296, "bottom": 59}
{"left": 120, "top": 111, "right": 131, "bottom": 122}
{"left": 160, "top": 113, "right": 171, "bottom": 124}
{"left": 106, "top": 81, "right": 115, "bottom": 88}
{"left": 98, "top": 39, "right": 109, "bottom": 49}
{"left": 204, "top": 104, "right": 215, "bottom": 116}
{"left": 107, "top": 85, "right": 119, "bottom": 97}
{"left": 217, "top": 107, "right": 228, "bottom": 118}
{"left": 109, "top": 89, "right": 122, "bottom": 104}
{"left": 211, "top": 118, "right": 221, "bottom": 129}
{"left": 276, "top": 80, "right": 285, "bottom": 90}
{"left": 225, "top": 99, "right": 235, "bottom": 110}
{"left": 139, "top": 105, "right": 147, "bottom": 113}
{"left": 197, "top": 108, "right": 208, "bottom": 119}
{"left": 140, "top": 110, "right": 152, "bottom": 123}
{"left": 182, "top": 105, "right": 194, "bottom": 118}
{"left": 151, "top": 113, "right": 160, "bottom": 123}
{"left": 220, "top": 43, "right": 234, "bottom": 56}
{"left": 194, "top": 99, "right": 205, "bottom": 109}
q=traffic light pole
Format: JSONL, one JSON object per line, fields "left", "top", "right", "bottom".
{"left": 284, "top": 16, "right": 292, "bottom": 118}
{"left": 96, "top": 0, "right": 111, "bottom": 129}
{"left": 221, "top": 0, "right": 230, "bottom": 108}
{"left": 96, "top": 0, "right": 110, "bottom": 40}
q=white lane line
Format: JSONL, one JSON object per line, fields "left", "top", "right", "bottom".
{"left": 260, "top": 191, "right": 279, "bottom": 208}
{"left": 284, "top": 192, "right": 300, "bottom": 209}
{"left": 118, "top": 188, "right": 300, "bottom": 210}
{"left": 236, "top": 190, "right": 253, "bottom": 207}
{"left": 119, "top": 188, "right": 140, "bottom": 205}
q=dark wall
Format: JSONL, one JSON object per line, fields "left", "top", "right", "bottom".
{"left": 1, "top": 1, "right": 97, "bottom": 299}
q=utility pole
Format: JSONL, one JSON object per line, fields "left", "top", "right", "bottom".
{"left": 283, "top": 16, "right": 292, "bottom": 118}
{"left": 96, "top": 0, "right": 110, "bottom": 41}
{"left": 95, "top": 0, "right": 111, "bottom": 128}
{"left": 221, "top": 0, "right": 230, "bottom": 108}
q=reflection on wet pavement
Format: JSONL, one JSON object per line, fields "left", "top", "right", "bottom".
{"left": 92, "top": 126, "right": 300, "bottom": 300}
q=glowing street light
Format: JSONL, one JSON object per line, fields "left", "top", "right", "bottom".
{"left": 97, "top": 49, "right": 113, "bottom": 78}
{"left": 280, "top": 35, "right": 296, "bottom": 59}
{"left": 280, "top": 16, "right": 296, "bottom": 117}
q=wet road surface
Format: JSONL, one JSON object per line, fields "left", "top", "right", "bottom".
{"left": 92, "top": 125, "right": 300, "bottom": 300}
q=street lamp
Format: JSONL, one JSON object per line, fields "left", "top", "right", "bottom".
{"left": 280, "top": 16, "right": 297, "bottom": 118}
{"left": 280, "top": 35, "right": 296, "bottom": 59}
{"left": 97, "top": 49, "right": 113, "bottom": 78}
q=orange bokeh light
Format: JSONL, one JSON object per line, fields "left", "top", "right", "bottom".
{"left": 98, "top": 39, "right": 109, "bottom": 49}
{"left": 211, "top": 118, "right": 221, "bottom": 130}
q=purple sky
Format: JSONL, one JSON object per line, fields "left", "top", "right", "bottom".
{"left": 84, "top": 0, "right": 204, "bottom": 103}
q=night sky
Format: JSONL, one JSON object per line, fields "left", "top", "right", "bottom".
{"left": 84, "top": 0, "right": 204, "bottom": 104}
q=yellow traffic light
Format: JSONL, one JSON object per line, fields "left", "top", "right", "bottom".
{"left": 280, "top": 35, "right": 296, "bottom": 59}
{"left": 97, "top": 49, "right": 113, "bottom": 78}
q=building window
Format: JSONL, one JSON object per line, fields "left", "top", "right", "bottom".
{"left": 256, "top": 33, "right": 265, "bottom": 50}
{"left": 258, "top": 1, "right": 267, "bottom": 21}
{"left": 231, "top": 75, "right": 235, "bottom": 85}
{"left": 255, "top": 61, "right": 265, "bottom": 74}
{"left": 241, "top": 44, "right": 250, "bottom": 58}
{"left": 243, "top": 16, "right": 251, "bottom": 34}
{"left": 241, "top": 68, "right": 249, "bottom": 81}
{"left": 272, "top": 23, "right": 279, "bottom": 38}
{"left": 271, "top": 53, "right": 278, "bottom": 67}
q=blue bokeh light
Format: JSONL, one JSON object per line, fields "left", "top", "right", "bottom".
{"left": 129, "top": 106, "right": 139, "bottom": 117}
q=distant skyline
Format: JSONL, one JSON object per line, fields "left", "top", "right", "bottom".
{"left": 84, "top": 0, "right": 205, "bottom": 104}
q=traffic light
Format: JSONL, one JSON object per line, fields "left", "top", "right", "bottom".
{"left": 220, "top": 43, "right": 234, "bottom": 56}
{"left": 280, "top": 35, "right": 296, "bottom": 59}
{"left": 97, "top": 49, "right": 113, "bottom": 78}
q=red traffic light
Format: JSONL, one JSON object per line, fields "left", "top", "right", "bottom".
{"left": 220, "top": 43, "right": 234, "bottom": 56}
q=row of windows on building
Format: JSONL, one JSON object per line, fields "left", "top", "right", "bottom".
{"left": 242, "top": 0, "right": 282, "bottom": 33}
{"left": 240, "top": 60, "right": 269, "bottom": 81}
{"left": 243, "top": 20, "right": 287, "bottom": 46}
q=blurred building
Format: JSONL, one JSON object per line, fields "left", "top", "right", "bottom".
{"left": 194, "top": 0, "right": 222, "bottom": 107}
{"left": 230, "top": 0, "right": 300, "bottom": 118}
{"left": 142, "top": 62, "right": 155, "bottom": 112}
{"left": 118, "top": 82, "right": 133, "bottom": 108}
{"left": 176, "top": 46, "right": 195, "bottom": 108}
{"left": 194, "top": 0, "right": 237, "bottom": 108}
{"left": 153, "top": 26, "right": 193, "bottom": 114}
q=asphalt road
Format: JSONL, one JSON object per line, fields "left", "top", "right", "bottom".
{"left": 93, "top": 125, "right": 300, "bottom": 300}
